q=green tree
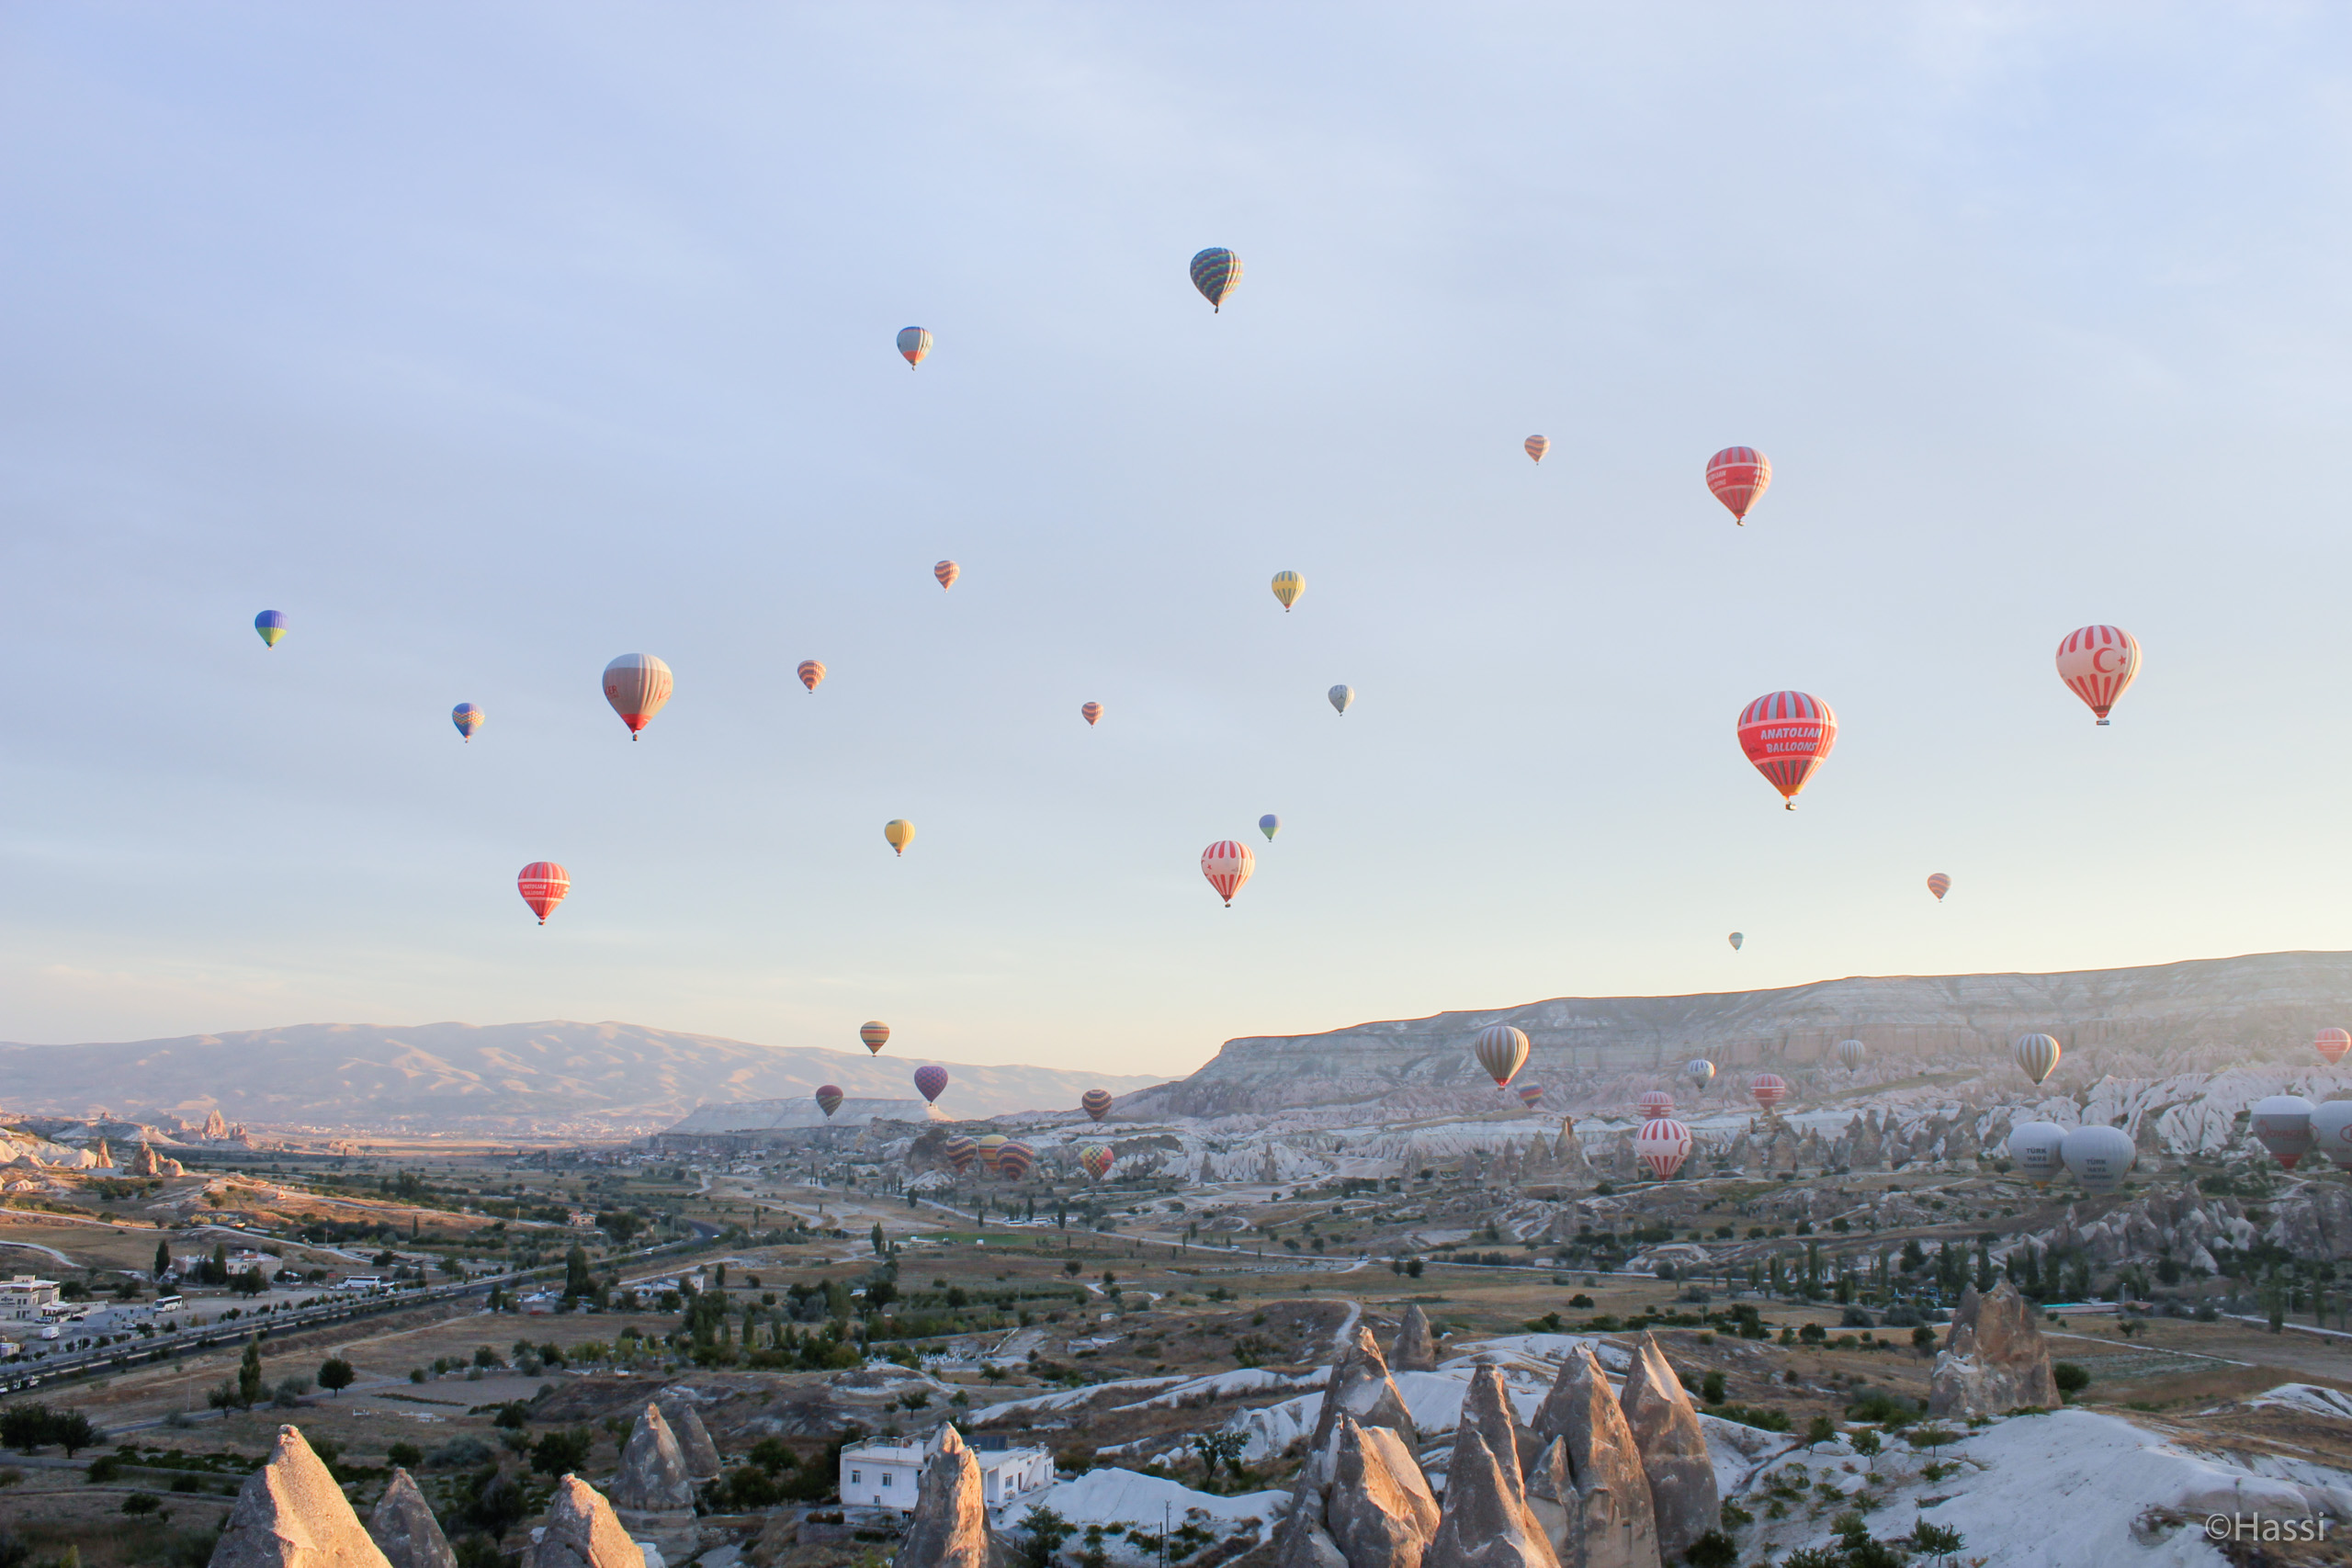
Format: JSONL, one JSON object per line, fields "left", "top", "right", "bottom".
{"left": 530, "top": 1427, "right": 594, "bottom": 1478}
{"left": 1015, "top": 1506, "right": 1074, "bottom": 1568}
{"left": 317, "top": 1358, "right": 356, "bottom": 1396}
{"left": 563, "top": 1247, "right": 594, "bottom": 1300}
{"left": 237, "top": 1337, "right": 266, "bottom": 1410}
{"left": 153, "top": 1238, "right": 172, "bottom": 1280}
{"left": 1911, "top": 1520, "right": 1965, "bottom": 1567}
{"left": 1850, "top": 1427, "right": 1883, "bottom": 1474}
{"left": 870, "top": 1222, "right": 886, "bottom": 1258}
{"left": 2052, "top": 1362, "right": 2089, "bottom": 1401}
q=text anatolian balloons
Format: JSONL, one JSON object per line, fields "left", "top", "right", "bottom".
{"left": 2014, "top": 1032, "right": 2062, "bottom": 1086}
{"left": 2316, "top": 1028, "right": 2351, "bottom": 1066}
{"left": 603, "top": 654, "right": 673, "bottom": 739}
{"left": 814, "top": 1086, "right": 844, "bottom": 1119}
{"left": 1705, "top": 447, "right": 1771, "bottom": 524}
{"left": 898, "top": 327, "right": 933, "bottom": 367}
{"left": 1635, "top": 1117, "right": 1692, "bottom": 1179}
{"left": 1927, "top": 873, "right": 1950, "bottom": 902}
{"left": 1080, "top": 1089, "right": 1113, "bottom": 1122}
{"left": 517, "top": 863, "right": 570, "bottom": 926}
{"left": 1737, "top": 691, "right": 1838, "bottom": 808}
{"left": 1202, "top": 840, "right": 1255, "bottom": 907}
{"left": 2312, "top": 1101, "right": 2352, "bottom": 1169}
{"left": 451, "top": 704, "right": 484, "bottom": 741}
{"left": 1686, "top": 1058, "right": 1716, "bottom": 1092}
{"left": 1329, "top": 684, "right": 1354, "bottom": 715}
{"left": 1525, "top": 435, "right": 1549, "bottom": 464}
{"left": 1637, "top": 1089, "right": 1675, "bottom": 1121}
{"left": 1473, "top": 1024, "right": 1531, "bottom": 1089}
{"left": 1749, "top": 1073, "right": 1788, "bottom": 1111}
{"left": 934, "top": 560, "right": 959, "bottom": 591}
{"left": 913, "top": 1065, "right": 950, "bottom": 1106}
{"left": 2055, "top": 626, "right": 2140, "bottom": 725}
{"left": 860, "top": 1021, "right": 890, "bottom": 1055}
{"left": 797, "top": 660, "right": 825, "bottom": 694}
{"left": 2061, "top": 1123, "right": 2136, "bottom": 1192}
{"left": 2251, "top": 1095, "right": 2315, "bottom": 1169}
{"left": 1837, "top": 1039, "right": 1867, "bottom": 1069}
{"left": 1190, "top": 247, "right": 1243, "bottom": 311}
{"left": 2005, "top": 1122, "right": 2067, "bottom": 1185}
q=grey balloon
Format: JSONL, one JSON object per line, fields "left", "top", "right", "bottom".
{"left": 2312, "top": 1100, "right": 2352, "bottom": 1169}
{"left": 2250, "top": 1094, "right": 2315, "bottom": 1168}
{"left": 1328, "top": 683, "right": 1354, "bottom": 714}
{"left": 2060, "top": 1123, "right": 2137, "bottom": 1192}
{"left": 2004, "top": 1120, "right": 2067, "bottom": 1185}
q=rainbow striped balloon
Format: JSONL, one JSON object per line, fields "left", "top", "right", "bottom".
{"left": 934, "top": 559, "right": 959, "bottom": 591}
{"left": 1190, "top": 247, "right": 1242, "bottom": 311}
{"left": 451, "top": 704, "right": 484, "bottom": 742}
{"left": 797, "top": 660, "right": 826, "bottom": 694}
{"left": 814, "top": 1086, "right": 843, "bottom": 1119}
{"left": 859, "top": 1021, "right": 890, "bottom": 1055}
{"left": 1524, "top": 434, "right": 1549, "bottom": 464}
{"left": 1081, "top": 702, "right": 1102, "bottom": 726}
{"left": 1080, "top": 1089, "right": 1114, "bottom": 1122}
{"left": 943, "top": 1134, "right": 977, "bottom": 1174}
{"left": 996, "top": 1140, "right": 1035, "bottom": 1180}
{"left": 1927, "top": 872, "right": 1951, "bottom": 901}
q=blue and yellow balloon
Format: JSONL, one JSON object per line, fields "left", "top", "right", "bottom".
{"left": 452, "top": 704, "right": 484, "bottom": 742}
{"left": 254, "top": 611, "right": 288, "bottom": 649}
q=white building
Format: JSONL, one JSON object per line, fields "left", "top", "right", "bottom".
{"left": 0, "top": 1278, "right": 60, "bottom": 1322}
{"left": 839, "top": 1428, "right": 1053, "bottom": 1513}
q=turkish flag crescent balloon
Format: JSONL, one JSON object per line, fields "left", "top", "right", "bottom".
{"left": 1635, "top": 1117, "right": 1693, "bottom": 1179}
{"left": 1737, "top": 691, "right": 1838, "bottom": 809}
{"left": 1705, "top": 447, "right": 1771, "bottom": 524}
{"left": 1201, "top": 840, "right": 1255, "bottom": 906}
{"left": 517, "top": 862, "right": 570, "bottom": 925}
{"left": 2315, "top": 1028, "right": 2350, "bottom": 1066}
{"left": 2055, "top": 625, "right": 2140, "bottom": 725}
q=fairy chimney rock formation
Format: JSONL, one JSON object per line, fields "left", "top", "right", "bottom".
{"left": 1273, "top": 1481, "right": 1349, "bottom": 1568}
{"left": 1528, "top": 1348, "right": 1660, "bottom": 1568}
{"left": 893, "top": 1425, "right": 998, "bottom": 1568}
{"left": 1311, "top": 1325, "right": 1419, "bottom": 1458}
{"left": 653, "top": 1390, "right": 721, "bottom": 1480}
{"left": 527, "top": 1475, "right": 646, "bottom": 1568}
{"left": 367, "top": 1470, "right": 457, "bottom": 1568}
{"left": 1323, "top": 1416, "right": 1442, "bottom": 1568}
{"left": 1390, "top": 1304, "right": 1440, "bottom": 1372}
{"left": 204, "top": 1109, "right": 231, "bottom": 1140}
{"left": 1615, "top": 1337, "right": 1716, "bottom": 1562}
{"left": 209, "top": 1423, "right": 393, "bottom": 1567}
{"left": 1423, "top": 1366, "right": 1560, "bottom": 1568}
{"left": 608, "top": 1404, "right": 695, "bottom": 1515}
{"left": 130, "top": 1139, "right": 186, "bottom": 1178}
{"left": 1929, "top": 1278, "right": 2060, "bottom": 1416}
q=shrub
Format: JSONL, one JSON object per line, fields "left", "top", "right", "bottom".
{"left": 123, "top": 1491, "right": 162, "bottom": 1515}
{"left": 388, "top": 1442, "right": 423, "bottom": 1469}
{"left": 2053, "top": 1362, "right": 2090, "bottom": 1400}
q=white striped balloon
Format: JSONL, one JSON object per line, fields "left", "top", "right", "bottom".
{"left": 2013, "top": 1032, "right": 2062, "bottom": 1086}
{"left": 1473, "top": 1024, "right": 1530, "bottom": 1089}
{"left": 1836, "top": 1039, "right": 1866, "bottom": 1069}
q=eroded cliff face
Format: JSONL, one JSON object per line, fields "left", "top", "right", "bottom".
{"left": 1125, "top": 953, "right": 2352, "bottom": 1116}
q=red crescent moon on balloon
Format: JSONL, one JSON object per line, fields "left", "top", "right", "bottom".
{"left": 2092, "top": 647, "right": 2121, "bottom": 673}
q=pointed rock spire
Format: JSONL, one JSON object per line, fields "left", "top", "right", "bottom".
{"left": 607, "top": 1404, "right": 695, "bottom": 1514}
{"left": 1528, "top": 1348, "right": 1660, "bottom": 1568}
{"left": 1311, "top": 1325, "right": 1418, "bottom": 1455}
{"left": 527, "top": 1475, "right": 646, "bottom": 1568}
{"left": 367, "top": 1468, "right": 457, "bottom": 1568}
{"left": 1928, "top": 1277, "right": 2060, "bottom": 1416}
{"left": 1615, "top": 1337, "right": 1716, "bottom": 1562}
{"left": 1324, "top": 1416, "right": 1441, "bottom": 1568}
{"left": 653, "top": 1389, "right": 720, "bottom": 1480}
{"left": 1424, "top": 1368, "right": 1559, "bottom": 1568}
{"left": 1389, "top": 1304, "right": 1439, "bottom": 1372}
{"left": 209, "top": 1423, "right": 393, "bottom": 1567}
{"left": 893, "top": 1426, "right": 998, "bottom": 1568}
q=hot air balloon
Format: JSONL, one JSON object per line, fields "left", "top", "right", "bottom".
{"left": 815, "top": 1086, "right": 844, "bottom": 1119}
{"left": 943, "top": 1134, "right": 977, "bottom": 1174}
{"left": 1704, "top": 447, "right": 1771, "bottom": 524}
{"left": 1837, "top": 1039, "right": 1867, "bottom": 1069}
{"left": 603, "top": 654, "right": 673, "bottom": 740}
{"left": 254, "top": 611, "right": 288, "bottom": 648}
{"left": 2055, "top": 625, "right": 2140, "bottom": 726}
{"left": 1190, "top": 247, "right": 1242, "bottom": 310}
{"left": 898, "top": 327, "right": 933, "bottom": 367}
{"left": 1472, "top": 1024, "right": 1530, "bottom": 1089}
{"left": 1080, "top": 1089, "right": 1114, "bottom": 1122}
{"left": 452, "top": 704, "right": 484, "bottom": 741}
{"left": 2251, "top": 1095, "right": 2316, "bottom": 1170}
{"left": 1749, "top": 1074, "right": 1788, "bottom": 1111}
{"left": 1516, "top": 1084, "right": 1545, "bottom": 1110}
{"left": 1727, "top": 932, "right": 1744, "bottom": 952}
{"left": 1525, "top": 435, "right": 1549, "bottom": 464}
{"left": 1637, "top": 1089, "right": 1675, "bottom": 1121}
{"left": 885, "top": 819, "right": 916, "bottom": 857}
{"left": 914, "top": 1066, "right": 950, "bottom": 1105}
{"left": 1927, "top": 873, "right": 1950, "bottom": 902}
{"left": 2312, "top": 1101, "right": 2352, "bottom": 1169}
{"left": 2061, "top": 1124, "right": 2136, "bottom": 1192}
{"left": 1202, "top": 840, "right": 1255, "bottom": 907}
{"left": 997, "top": 1140, "right": 1035, "bottom": 1180}
{"left": 1634, "top": 1118, "right": 1692, "bottom": 1180}
{"left": 1736, "top": 691, "right": 1838, "bottom": 809}
{"left": 1329, "top": 684, "right": 1354, "bottom": 715}
{"left": 975, "top": 1133, "right": 1009, "bottom": 1174}
{"left": 2005, "top": 1122, "right": 2067, "bottom": 1185}
{"left": 860, "top": 1021, "right": 890, "bottom": 1055}
{"left": 2014, "top": 1032, "right": 2062, "bottom": 1086}
{"left": 517, "top": 863, "right": 570, "bottom": 926}
{"left": 1080, "top": 702, "right": 1102, "bottom": 726}
{"left": 934, "top": 560, "right": 959, "bottom": 591}
{"left": 1686, "top": 1058, "right": 1716, "bottom": 1092}
{"left": 1272, "top": 570, "right": 1303, "bottom": 611}
{"left": 2316, "top": 1028, "right": 2350, "bottom": 1066}
{"left": 1080, "top": 1145, "right": 1114, "bottom": 1181}
{"left": 1259, "top": 814, "right": 1281, "bottom": 841}
{"left": 797, "top": 660, "right": 826, "bottom": 694}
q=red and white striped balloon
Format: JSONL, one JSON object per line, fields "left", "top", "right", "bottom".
{"left": 2317, "top": 1028, "right": 2351, "bottom": 1066}
{"left": 1636, "top": 1089, "right": 1675, "bottom": 1121}
{"left": 2055, "top": 625, "right": 2140, "bottom": 725}
{"left": 1635, "top": 1117, "right": 1693, "bottom": 1179}
{"left": 518, "top": 863, "right": 571, "bottom": 925}
{"left": 1705, "top": 446, "right": 1771, "bottom": 524}
{"left": 1201, "top": 840, "right": 1255, "bottom": 907}
{"left": 1749, "top": 1073, "right": 1788, "bottom": 1110}
{"left": 1737, "top": 691, "right": 1838, "bottom": 809}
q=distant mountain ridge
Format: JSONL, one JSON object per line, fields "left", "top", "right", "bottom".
{"left": 0, "top": 1021, "right": 1167, "bottom": 1134}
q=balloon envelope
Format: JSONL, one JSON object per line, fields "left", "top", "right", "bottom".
{"left": 1473, "top": 1024, "right": 1531, "bottom": 1089}
{"left": 1259, "top": 814, "right": 1281, "bottom": 840}
{"left": 1202, "top": 840, "right": 1255, "bottom": 907}
{"left": 860, "top": 1021, "right": 890, "bottom": 1055}
{"left": 1727, "top": 932, "right": 1744, "bottom": 951}
{"left": 1080, "top": 1145, "right": 1114, "bottom": 1181}
{"left": 797, "top": 660, "right": 826, "bottom": 693}
{"left": 885, "top": 819, "right": 916, "bottom": 856}
{"left": 1705, "top": 446, "right": 1771, "bottom": 523}
{"left": 914, "top": 1065, "right": 950, "bottom": 1105}
{"left": 1515, "top": 1084, "right": 1545, "bottom": 1109}
{"left": 934, "top": 560, "right": 959, "bottom": 591}
{"left": 1329, "top": 684, "right": 1354, "bottom": 715}
{"left": 2251, "top": 1095, "right": 2315, "bottom": 1169}
{"left": 2317, "top": 1028, "right": 2351, "bottom": 1066}
{"left": 1637, "top": 1089, "right": 1675, "bottom": 1121}
{"left": 1635, "top": 1117, "right": 1692, "bottom": 1179}
{"left": 2312, "top": 1100, "right": 2352, "bottom": 1169}
{"left": 815, "top": 1086, "right": 844, "bottom": 1119}
{"left": 897, "top": 326, "right": 933, "bottom": 367}
{"left": 2055, "top": 625, "right": 2141, "bottom": 725}
{"left": 2014, "top": 1032, "right": 2062, "bottom": 1086}
{"left": 975, "top": 1133, "right": 1009, "bottom": 1174}
{"left": 1836, "top": 1039, "right": 1867, "bottom": 1069}
{"left": 2061, "top": 1124, "right": 2136, "bottom": 1192}
{"left": 603, "top": 654, "right": 673, "bottom": 739}
{"left": 517, "top": 863, "right": 570, "bottom": 925}
{"left": 1272, "top": 570, "right": 1303, "bottom": 611}
{"left": 2006, "top": 1121, "right": 2067, "bottom": 1185}
{"left": 1190, "top": 247, "right": 1242, "bottom": 310}
{"left": 1686, "top": 1058, "right": 1716, "bottom": 1090}
{"left": 1081, "top": 702, "right": 1102, "bottom": 726}
{"left": 1524, "top": 434, "right": 1549, "bottom": 463}
{"left": 1736, "top": 691, "right": 1838, "bottom": 808}
{"left": 1749, "top": 1074, "right": 1788, "bottom": 1110}
{"left": 1080, "top": 1089, "right": 1114, "bottom": 1122}
{"left": 452, "top": 704, "right": 484, "bottom": 741}
{"left": 943, "top": 1134, "right": 977, "bottom": 1174}
{"left": 254, "top": 610, "right": 288, "bottom": 648}
{"left": 996, "top": 1140, "right": 1035, "bottom": 1180}
{"left": 1927, "top": 873, "right": 1951, "bottom": 901}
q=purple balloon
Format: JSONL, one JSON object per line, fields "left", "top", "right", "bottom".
{"left": 914, "top": 1064, "right": 949, "bottom": 1104}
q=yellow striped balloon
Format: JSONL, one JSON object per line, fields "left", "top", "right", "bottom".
{"left": 1271, "top": 570, "right": 1303, "bottom": 612}
{"left": 885, "top": 819, "right": 916, "bottom": 857}
{"left": 1525, "top": 434, "right": 1549, "bottom": 463}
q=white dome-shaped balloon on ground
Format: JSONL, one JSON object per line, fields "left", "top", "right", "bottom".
{"left": 2312, "top": 1100, "right": 2352, "bottom": 1169}
{"left": 1634, "top": 1117, "right": 1692, "bottom": 1180}
{"left": 1836, "top": 1039, "right": 1866, "bottom": 1069}
{"left": 2250, "top": 1095, "right": 2316, "bottom": 1170}
{"left": 2061, "top": 1124, "right": 2136, "bottom": 1192}
{"left": 2005, "top": 1121, "right": 2068, "bottom": 1186}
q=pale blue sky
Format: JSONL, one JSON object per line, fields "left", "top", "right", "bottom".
{"left": 6, "top": 6, "right": 2352, "bottom": 1077}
